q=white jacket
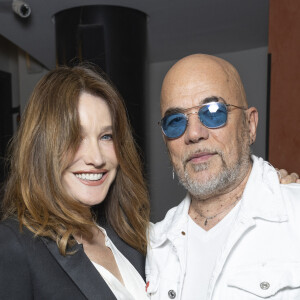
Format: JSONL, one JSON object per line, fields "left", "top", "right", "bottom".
{"left": 146, "top": 156, "right": 300, "bottom": 299}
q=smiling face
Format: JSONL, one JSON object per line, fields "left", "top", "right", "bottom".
{"left": 161, "top": 54, "right": 258, "bottom": 199}
{"left": 62, "top": 92, "right": 118, "bottom": 206}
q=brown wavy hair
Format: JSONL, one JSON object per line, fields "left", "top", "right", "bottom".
{"left": 2, "top": 65, "right": 150, "bottom": 255}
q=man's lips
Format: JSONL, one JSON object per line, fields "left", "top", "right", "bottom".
{"left": 187, "top": 152, "right": 217, "bottom": 163}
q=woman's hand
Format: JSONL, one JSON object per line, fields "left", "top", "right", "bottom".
{"left": 277, "top": 169, "right": 300, "bottom": 184}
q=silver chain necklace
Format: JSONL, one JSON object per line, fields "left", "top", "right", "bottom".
{"left": 196, "top": 197, "right": 241, "bottom": 226}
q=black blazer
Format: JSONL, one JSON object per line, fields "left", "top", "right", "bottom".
{"left": 0, "top": 218, "right": 145, "bottom": 299}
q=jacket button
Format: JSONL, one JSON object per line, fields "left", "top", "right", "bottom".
{"left": 168, "top": 290, "right": 176, "bottom": 298}
{"left": 260, "top": 282, "right": 270, "bottom": 290}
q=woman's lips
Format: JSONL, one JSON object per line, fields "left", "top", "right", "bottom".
{"left": 74, "top": 171, "right": 108, "bottom": 186}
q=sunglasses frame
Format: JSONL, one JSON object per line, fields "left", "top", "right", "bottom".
{"left": 159, "top": 100, "right": 248, "bottom": 139}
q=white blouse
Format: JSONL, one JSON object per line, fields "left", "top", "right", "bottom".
{"left": 91, "top": 227, "right": 149, "bottom": 300}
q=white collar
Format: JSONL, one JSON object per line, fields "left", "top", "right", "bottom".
{"left": 238, "top": 155, "right": 287, "bottom": 223}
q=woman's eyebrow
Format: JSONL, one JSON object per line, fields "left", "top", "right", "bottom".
{"left": 79, "top": 125, "right": 113, "bottom": 135}
{"left": 101, "top": 125, "right": 113, "bottom": 132}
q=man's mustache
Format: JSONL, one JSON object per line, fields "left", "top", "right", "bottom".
{"left": 183, "top": 148, "right": 223, "bottom": 167}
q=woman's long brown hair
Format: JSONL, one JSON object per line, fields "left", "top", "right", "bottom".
{"left": 2, "top": 65, "right": 150, "bottom": 255}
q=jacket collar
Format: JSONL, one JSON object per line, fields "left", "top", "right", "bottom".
{"left": 150, "top": 155, "right": 288, "bottom": 247}
{"left": 149, "top": 194, "right": 191, "bottom": 247}
{"left": 41, "top": 237, "right": 116, "bottom": 300}
{"left": 238, "top": 155, "right": 288, "bottom": 223}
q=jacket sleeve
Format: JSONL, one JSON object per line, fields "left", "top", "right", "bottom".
{"left": 0, "top": 222, "right": 33, "bottom": 299}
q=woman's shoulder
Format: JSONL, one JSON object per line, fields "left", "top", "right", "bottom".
{"left": 0, "top": 218, "right": 33, "bottom": 275}
{"left": 0, "top": 218, "right": 33, "bottom": 298}
{"left": 0, "top": 217, "right": 22, "bottom": 236}
{"left": 0, "top": 217, "right": 30, "bottom": 236}
{"left": 0, "top": 217, "right": 37, "bottom": 251}
{"left": 0, "top": 217, "right": 20, "bottom": 228}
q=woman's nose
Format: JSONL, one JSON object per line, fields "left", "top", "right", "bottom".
{"left": 83, "top": 140, "right": 105, "bottom": 167}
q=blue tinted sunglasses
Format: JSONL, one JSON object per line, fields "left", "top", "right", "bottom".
{"left": 159, "top": 101, "right": 247, "bottom": 139}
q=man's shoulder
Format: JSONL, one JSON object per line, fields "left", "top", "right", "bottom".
{"left": 153, "top": 195, "right": 190, "bottom": 227}
{"left": 280, "top": 183, "right": 300, "bottom": 208}
{"left": 149, "top": 205, "right": 179, "bottom": 236}
{"left": 150, "top": 196, "right": 190, "bottom": 240}
{"left": 281, "top": 182, "right": 300, "bottom": 192}
{"left": 268, "top": 183, "right": 300, "bottom": 229}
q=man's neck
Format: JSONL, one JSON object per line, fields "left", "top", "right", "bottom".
{"left": 188, "top": 165, "right": 252, "bottom": 231}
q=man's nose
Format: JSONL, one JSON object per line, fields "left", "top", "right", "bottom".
{"left": 184, "top": 113, "right": 209, "bottom": 143}
{"left": 84, "top": 140, "right": 105, "bottom": 166}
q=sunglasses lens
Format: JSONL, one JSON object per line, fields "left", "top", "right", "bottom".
{"left": 162, "top": 113, "right": 187, "bottom": 138}
{"left": 199, "top": 102, "right": 227, "bottom": 128}
{"left": 161, "top": 102, "right": 228, "bottom": 138}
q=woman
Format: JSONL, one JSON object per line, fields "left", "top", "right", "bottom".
{"left": 0, "top": 65, "right": 150, "bottom": 299}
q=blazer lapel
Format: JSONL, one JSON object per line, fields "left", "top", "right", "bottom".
{"left": 41, "top": 237, "right": 116, "bottom": 300}
{"left": 101, "top": 222, "right": 146, "bottom": 281}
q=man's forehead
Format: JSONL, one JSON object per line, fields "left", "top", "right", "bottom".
{"left": 160, "top": 61, "right": 245, "bottom": 114}
{"left": 160, "top": 78, "right": 233, "bottom": 114}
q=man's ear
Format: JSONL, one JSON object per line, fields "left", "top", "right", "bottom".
{"left": 247, "top": 107, "right": 258, "bottom": 144}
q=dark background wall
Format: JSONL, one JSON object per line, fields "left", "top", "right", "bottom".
{"left": 0, "top": 71, "right": 13, "bottom": 185}
{"left": 55, "top": 6, "right": 148, "bottom": 155}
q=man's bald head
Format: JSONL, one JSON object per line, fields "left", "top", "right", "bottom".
{"left": 160, "top": 54, "right": 247, "bottom": 114}
{"left": 159, "top": 53, "right": 258, "bottom": 200}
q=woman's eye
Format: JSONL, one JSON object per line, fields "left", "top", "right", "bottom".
{"left": 101, "top": 134, "right": 113, "bottom": 141}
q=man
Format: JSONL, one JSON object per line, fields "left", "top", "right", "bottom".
{"left": 146, "top": 54, "right": 300, "bottom": 299}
